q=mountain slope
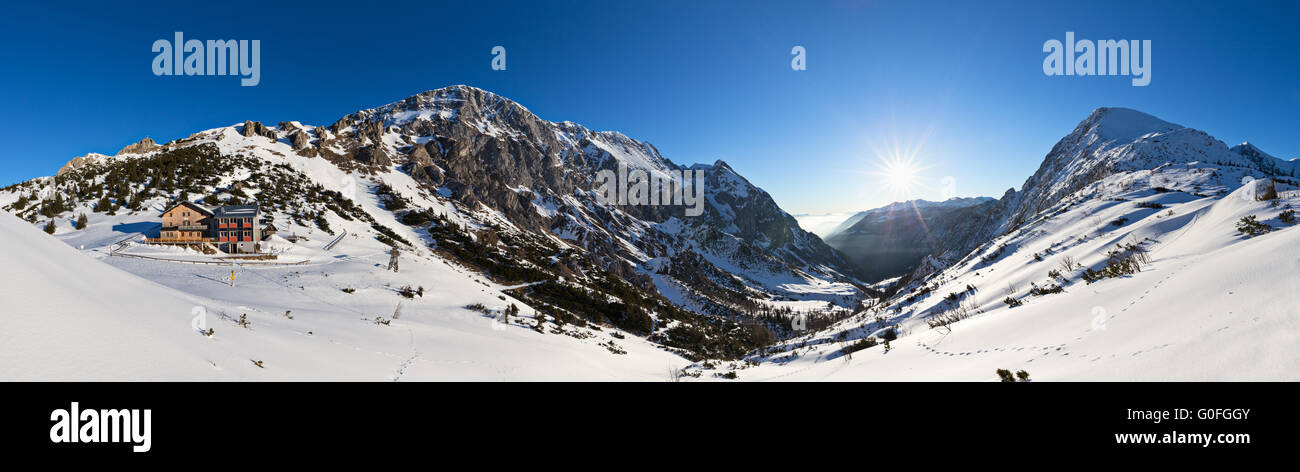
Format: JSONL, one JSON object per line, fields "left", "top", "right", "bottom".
{"left": 1, "top": 85, "right": 865, "bottom": 367}
{"left": 0, "top": 209, "right": 686, "bottom": 380}
{"left": 890, "top": 107, "right": 1300, "bottom": 284}
{"left": 740, "top": 181, "right": 1300, "bottom": 380}
{"left": 718, "top": 107, "right": 1300, "bottom": 380}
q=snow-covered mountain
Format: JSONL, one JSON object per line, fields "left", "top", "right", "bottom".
{"left": 0, "top": 85, "right": 864, "bottom": 370}
{"left": 889, "top": 107, "right": 1300, "bottom": 285}
{"left": 731, "top": 107, "right": 1300, "bottom": 380}
{"left": 743, "top": 179, "right": 1300, "bottom": 380}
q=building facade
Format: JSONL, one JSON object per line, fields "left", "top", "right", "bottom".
{"left": 156, "top": 203, "right": 262, "bottom": 253}
{"left": 159, "top": 201, "right": 214, "bottom": 242}
{"left": 212, "top": 205, "right": 261, "bottom": 254}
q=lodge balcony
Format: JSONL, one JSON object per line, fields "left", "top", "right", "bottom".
{"left": 145, "top": 237, "right": 218, "bottom": 244}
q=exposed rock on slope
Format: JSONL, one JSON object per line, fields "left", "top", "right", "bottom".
{"left": 116, "top": 137, "right": 160, "bottom": 155}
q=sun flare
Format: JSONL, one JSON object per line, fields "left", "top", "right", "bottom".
{"left": 868, "top": 152, "right": 928, "bottom": 197}
{"left": 881, "top": 159, "right": 920, "bottom": 191}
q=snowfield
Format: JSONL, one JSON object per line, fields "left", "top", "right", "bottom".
{"left": 6, "top": 172, "right": 1294, "bottom": 381}
{"left": 740, "top": 181, "right": 1300, "bottom": 381}
{"left": 0, "top": 209, "right": 688, "bottom": 380}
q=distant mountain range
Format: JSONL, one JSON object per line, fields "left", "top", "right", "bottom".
{"left": 821, "top": 197, "right": 994, "bottom": 281}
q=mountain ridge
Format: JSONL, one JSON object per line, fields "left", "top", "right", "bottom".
{"left": 887, "top": 106, "right": 1299, "bottom": 286}
{"left": 6, "top": 85, "right": 869, "bottom": 361}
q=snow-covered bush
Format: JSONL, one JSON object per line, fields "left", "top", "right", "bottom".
{"left": 841, "top": 336, "right": 878, "bottom": 356}
{"left": 1236, "top": 215, "right": 1270, "bottom": 237}
{"left": 1029, "top": 284, "right": 1064, "bottom": 296}
{"left": 880, "top": 328, "right": 898, "bottom": 342}
{"left": 1082, "top": 241, "right": 1150, "bottom": 283}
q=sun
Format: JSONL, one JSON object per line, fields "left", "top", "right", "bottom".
{"left": 868, "top": 153, "right": 927, "bottom": 197}
{"left": 849, "top": 128, "right": 936, "bottom": 204}
{"left": 881, "top": 159, "right": 920, "bottom": 192}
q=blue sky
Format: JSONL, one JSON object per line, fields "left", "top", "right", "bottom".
{"left": 1, "top": 0, "right": 1296, "bottom": 215}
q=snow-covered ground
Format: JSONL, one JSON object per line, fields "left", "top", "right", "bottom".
{"left": 737, "top": 179, "right": 1300, "bottom": 381}
{"left": 5, "top": 167, "right": 1297, "bottom": 380}
{"left": 0, "top": 208, "right": 688, "bottom": 380}
{"left": 12, "top": 176, "right": 1294, "bottom": 381}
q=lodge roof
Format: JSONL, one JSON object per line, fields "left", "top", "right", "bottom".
{"left": 162, "top": 201, "right": 213, "bottom": 217}
{"left": 212, "top": 205, "right": 260, "bottom": 218}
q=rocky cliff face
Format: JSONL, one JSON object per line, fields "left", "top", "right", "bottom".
{"left": 56, "top": 137, "right": 162, "bottom": 176}
{"left": 116, "top": 137, "right": 160, "bottom": 155}
{"left": 281, "top": 86, "right": 863, "bottom": 303}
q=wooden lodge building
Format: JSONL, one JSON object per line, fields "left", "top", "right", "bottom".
{"left": 156, "top": 202, "right": 263, "bottom": 253}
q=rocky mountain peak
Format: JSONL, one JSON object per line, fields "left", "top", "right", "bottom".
{"left": 55, "top": 152, "right": 110, "bottom": 176}
{"left": 115, "top": 137, "right": 160, "bottom": 156}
